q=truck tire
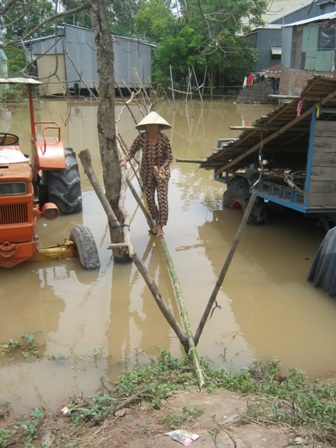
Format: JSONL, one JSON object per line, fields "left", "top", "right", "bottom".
{"left": 46, "top": 148, "right": 82, "bottom": 214}
{"left": 223, "top": 177, "right": 267, "bottom": 224}
{"left": 70, "top": 225, "right": 100, "bottom": 270}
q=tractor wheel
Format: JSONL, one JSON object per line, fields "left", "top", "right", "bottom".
{"left": 46, "top": 148, "right": 82, "bottom": 214}
{"left": 70, "top": 225, "right": 100, "bottom": 270}
{"left": 223, "top": 177, "right": 267, "bottom": 224}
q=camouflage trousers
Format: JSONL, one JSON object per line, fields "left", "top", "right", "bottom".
{"left": 143, "top": 176, "right": 169, "bottom": 226}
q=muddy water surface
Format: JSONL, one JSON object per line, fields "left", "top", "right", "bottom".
{"left": 1, "top": 97, "right": 336, "bottom": 414}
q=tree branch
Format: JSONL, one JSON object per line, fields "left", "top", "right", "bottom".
{"left": 0, "top": 2, "right": 91, "bottom": 48}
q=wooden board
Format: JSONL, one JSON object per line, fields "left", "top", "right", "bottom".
{"left": 307, "top": 120, "right": 336, "bottom": 208}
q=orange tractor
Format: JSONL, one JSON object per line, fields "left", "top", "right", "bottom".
{"left": 0, "top": 77, "right": 99, "bottom": 269}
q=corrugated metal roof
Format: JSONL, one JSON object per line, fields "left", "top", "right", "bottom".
{"left": 244, "top": 24, "right": 282, "bottom": 34}
{"left": 24, "top": 24, "right": 155, "bottom": 48}
{"left": 200, "top": 76, "right": 336, "bottom": 175}
{"left": 266, "top": 0, "right": 320, "bottom": 24}
{"left": 282, "top": 10, "right": 336, "bottom": 27}
{"left": 263, "top": 63, "right": 282, "bottom": 76}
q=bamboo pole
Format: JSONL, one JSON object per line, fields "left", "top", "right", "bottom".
{"left": 194, "top": 191, "right": 258, "bottom": 345}
{"left": 170, "top": 64, "right": 175, "bottom": 108}
{"left": 186, "top": 67, "right": 192, "bottom": 102}
{"left": 201, "top": 66, "right": 207, "bottom": 98}
{"left": 121, "top": 165, "right": 204, "bottom": 387}
{"left": 158, "top": 236, "right": 205, "bottom": 388}
{"left": 130, "top": 251, "right": 189, "bottom": 353}
{"left": 119, "top": 162, "right": 205, "bottom": 387}
{"left": 192, "top": 65, "right": 203, "bottom": 106}
{"left": 120, "top": 156, "right": 205, "bottom": 386}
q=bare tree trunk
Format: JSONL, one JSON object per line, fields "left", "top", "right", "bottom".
{"left": 89, "top": 0, "right": 129, "bottom": 261}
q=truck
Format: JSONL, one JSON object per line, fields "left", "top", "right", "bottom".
{"left": 0, "top": 77, "right": 100, "bottom": 269}
{"left": 200, "top": 76, "right": 336, "bottom": 230}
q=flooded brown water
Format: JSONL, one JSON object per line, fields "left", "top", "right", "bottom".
{"left": 1, "top": 97, "right": 336, "bottom": 414}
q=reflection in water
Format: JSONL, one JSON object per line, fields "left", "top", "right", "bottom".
{"left": 107, "top": 238, "right": 183, "bottom": 376}
{"left": 1, "top": 97, "right": 336, "bottom": 413}
{"left": 197, "top": 208, "right": 336, "bottom": 376}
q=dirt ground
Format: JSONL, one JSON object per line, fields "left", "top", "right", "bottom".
{"left": 30, "top": 389, "right": 328, "bottom": 448}
{"left": 1, "top": 388, "right": 333, "bottom": 447}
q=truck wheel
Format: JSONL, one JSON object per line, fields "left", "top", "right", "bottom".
{"left": 70, "top": 226, "right": 100, "bottom": 270}
{"left": 47, "top": 148, "right": 82, "bottom": 214}
{"left": 223, "top": 177, "right": 267, "bottom": 224}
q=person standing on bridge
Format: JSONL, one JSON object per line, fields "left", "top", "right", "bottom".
{"left": 120, "top": 111, "right": 173, "bottom": 237}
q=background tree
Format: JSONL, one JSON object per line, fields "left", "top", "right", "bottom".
{"left": 0, "top": 0, "right": 55, "bottom": 42}
{"left": 109, "top": 0, "right": 144, "bottom": 36}
{"left": 2, "top": 45, "right": 26, "bottom": 76}
{"left": 135, "top": 0, "right": 267, "bottom": 91}
{"left": 60, "top": 0, "right": 144, "bottom": 36}
{"left": 61, "top": 0, "right": 92, "bottom": 27}
{"left": 0, "top": 1, "right": 90, "bottom": 44}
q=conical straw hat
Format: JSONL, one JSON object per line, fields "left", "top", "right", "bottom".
{"left": 135, "top": 111, "right": 172, "bottom": 130}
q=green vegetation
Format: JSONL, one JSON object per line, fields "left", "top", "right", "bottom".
{"left": 69, "top": 352, "right": 336, "bottom": 445}
{"left": 0, "top": 429, "right": 14, "bottom": 448}
{"left": 163, "top": 405, "right": 204, "bottom": 427}
{"left": 0, "top": 332, "right": 43, "bottom": 360}
{"left": 17, "top": 408, "right": 46, "bottom": 446}
{"left": 3, "top": 45, "right": 26, "bottom": 78}
{"left": 66, "top": 392, "right": 119, "bottom": 427}
{"left": 1, "top": 350, "right": 335, "bottom": 446}
{"left": 134, "top": 0, "right": 264, "bottom": 90}
{"left": 0, "top": 0, "right": 55, "bottom": 42}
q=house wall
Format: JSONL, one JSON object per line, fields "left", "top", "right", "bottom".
{"left": 279, "top": 12, "right": 336, "bottom": 95}
{"left": 257, "top": 28, "right": 282, "bottom": 71}
{"left": 302, "top": 22, "right": 335, "bottom": 71}
{"left": 245, "top": 0, "right": 336, "bottom": 73}
{"left": 113, "top": 36, "right": 152, "bottom": 87}
{"left": 245, "top": 28, "right": 282, "bottom": 71}
{"left": 36, "top": 54, "right": 67, "bottom": 96}
{"left": 281, "top": 27, "right": 293, "bottom": 68}
{"left": 28, "top": 25, "right": 153, "bottom": 95}
{"left": 63, "top": 25, "right": 98, "bottom": 92}
{"left": 282, "top": 17, "right": 336, "bottom": 71}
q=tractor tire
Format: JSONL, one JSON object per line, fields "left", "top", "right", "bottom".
{"left": 223, "top": 177, "right": 267, "bottom": 225}
{"left": 70, "top": 225, "right": 100, "bottom": 270}
{"left": 46, "top": 148, "right": 82, "bottom": 215}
